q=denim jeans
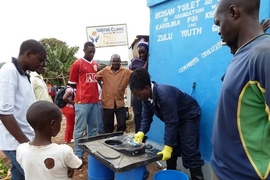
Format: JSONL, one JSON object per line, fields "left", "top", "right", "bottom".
{"left": 97, "top": 101, "right": 104, "bottom": 134}
{"left": 3, "top": 150, "right": 25, "bottom": 180}
{"left": 74, "top": 103, "right": 99, "bottom": 158}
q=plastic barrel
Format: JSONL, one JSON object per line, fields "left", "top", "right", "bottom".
{"left": 88, "top": 155, "right": 114, "bottom": 180}
{"left": 115, "top": 166, "right": 145, "bottom": 180}
{"left": 153, "top": 170, "right": 189, "bottom": 180}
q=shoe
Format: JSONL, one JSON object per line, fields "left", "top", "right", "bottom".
{"left": 190, "top": 167, "right": 204, "bottom": 180}
{"left": 65, "top": 139, "right": 74, "bottom": 144}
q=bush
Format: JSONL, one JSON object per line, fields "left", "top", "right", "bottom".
{"left": 0, "top": 159, "right": 8, "bottom": 178}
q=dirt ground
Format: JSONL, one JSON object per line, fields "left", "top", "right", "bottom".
{"left": 0, "top": 110, "right": 162, "bottom": 180}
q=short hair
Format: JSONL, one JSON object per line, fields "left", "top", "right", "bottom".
{"left": 111, "top": 54, "right": 121, "bottom": 61}
{"left": 26, "top": 100, "right": 62, "bottom": 130}
{"left": 218, "top": 0, "right": 260, "bottom": 16}
{"left": 84, "top": 41, "right": 95, "bottom": 49}
{"left": 19, "top": 39, "right": 46, "bottom": 56}
{"left": 129, "top": 68, "right": 151, "bottom": 91}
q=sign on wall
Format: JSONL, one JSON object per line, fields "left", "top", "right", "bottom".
{"left": 86, "top": 24, "right": 128, "bottom": 48}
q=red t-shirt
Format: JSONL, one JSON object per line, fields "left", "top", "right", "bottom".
{"left": 68, "top": 58, "right": 99, "bottom": 104}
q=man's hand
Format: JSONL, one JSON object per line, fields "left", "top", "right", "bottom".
{"left": 67, "top": 167, "right": 74, "bottom": 178}
{"left": 133, "top": 131, "right": 144, "bottom": 144}
{"left": 0, "top": 114, "right": 29, "bottom": 143}
{"left": 157, "top": 145, "right": 173, "bottom": 161}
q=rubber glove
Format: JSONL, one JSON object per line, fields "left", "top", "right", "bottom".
{"left": 133, "top": 131, "right": 144, "bottom": 144}
{"left": 157, "top": 145, "right": 173, "bottom": 161}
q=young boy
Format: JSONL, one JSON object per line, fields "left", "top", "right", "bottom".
{"left": 16, "top": 101, "right": 82, "bottom": 180}
{"left": 130, "top": 68, "right": 204, "bottom": 180}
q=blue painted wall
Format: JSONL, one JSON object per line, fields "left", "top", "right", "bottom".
{"left": 145, "top": 0, "right": 270, "bottom": 162}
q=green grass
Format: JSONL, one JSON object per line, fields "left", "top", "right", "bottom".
{"left": 0, "top": 159, "right": 8, "bottom": 178}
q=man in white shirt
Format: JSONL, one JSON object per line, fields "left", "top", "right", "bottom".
{"left": 0, "top": 39, "right": 47, "bottom": 179}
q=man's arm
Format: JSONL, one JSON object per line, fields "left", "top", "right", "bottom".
{"left": 0, "top": 114, "right": 30, "bottom": 143}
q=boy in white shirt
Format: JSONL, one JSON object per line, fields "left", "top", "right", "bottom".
{"left": 16, "top": 101, "right": 82, "bottom": 180}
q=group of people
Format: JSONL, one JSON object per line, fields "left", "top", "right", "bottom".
{"left": 0, "top": 0, "right": 270, "bottom": 179}
{"left": 0, "top": 40, "right": 82, "bottom": 179}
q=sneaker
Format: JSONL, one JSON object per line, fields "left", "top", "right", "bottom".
{"left": 65, "top": 139, "right": 74, "bottom": 144}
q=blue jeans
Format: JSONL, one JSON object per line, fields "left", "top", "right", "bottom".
{"left": 97, "top": 101, "right": 104, "bottom": 134}
{"left": 74, "top": 103, "right": 99, "bottom": 158}
{"left": 3, "top": 150, "right": 25, "bottom": 180}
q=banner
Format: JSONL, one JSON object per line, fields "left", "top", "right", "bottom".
{"left": 86, "top": 24, "right": 128, "bottom": 48}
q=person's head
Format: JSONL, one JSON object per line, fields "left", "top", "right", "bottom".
{"left": 18, "top": 39, "right": 47, "bottom": 72}
{"left": 137, "top": 39, "right": 149, "bottom": 61}
{"left": 26, "top": 100, "right": 62, "bottom": 137}
{"left": 83, "top": 41, "right": 95, "bottom": 61}
{"left": 129, "top": 68, "right": 152, "bottom": 101}
{"left": 110, "top": 54, "right": 121, "bottom": 71}
{"left": 35, "top": 60, "right": 46, "bottom": 74}
{"left": 214, "top": 0, "right": 261, "bottom": 49}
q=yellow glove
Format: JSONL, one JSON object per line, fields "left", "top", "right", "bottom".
{"left": 157, "top": 145, "right": 173, "bottom": 161}
{"left": 133, "top": 131, "right": 144, "bottom": 144}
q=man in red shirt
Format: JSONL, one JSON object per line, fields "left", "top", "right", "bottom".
{"left": 68, "top": 42, "right": 99, "bottom": 159}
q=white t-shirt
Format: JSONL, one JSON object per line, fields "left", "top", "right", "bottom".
{"left": 0, "top": 61, "right": 35, "bottom": 150}
{"left": 16, "top": 143, "right": 82, "bottom": 180}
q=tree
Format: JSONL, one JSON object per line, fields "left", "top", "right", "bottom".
{"left": 39, "top": 38, "right": 79, "bottom": 86}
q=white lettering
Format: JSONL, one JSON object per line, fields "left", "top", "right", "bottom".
{"left": 157, "top": 33, "right": 173, "bottom": 42}
{"left": 201, "top": 41, "right": 222, "bottom": 58}
{"left": 211, "top": 4, "right": 217, "bottom": 9}
{"left": 181, "top": 27, "right": 202, "bottom": 37}
{"left": 174, "top": 8, "right": 204, "bottom": 19}
{"left": 188, "top": 23, "right": 197, "bottom": 28}
{"left": 212, "top": 25, "right": 219, "bottom": 32}
{"left": 177, "top": 0, "right": 201, "bottom": 12}
{"left": 204, "top": 0, "right": 212, "bottom": 5}
{"left": 155, "top": 8, "right": 175, "bottom": 19}
{"left": 205, "top": 10, "right": 215, "bottom": 19}
{"left": 179, "top": 57, "right": 199, "bottom": 73}
{"left": 156, "top": 20, "right": 181, "bottom": 30}
{"left": 187, "top": 15, "right": 198, "bottom": 23}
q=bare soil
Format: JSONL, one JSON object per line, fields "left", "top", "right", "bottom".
{"left": 0, "top": 109, "right": 161, "bottom": 180}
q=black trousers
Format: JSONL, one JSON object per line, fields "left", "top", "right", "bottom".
{"left": 166, "top": 115, "right": 204, "bottom": 169}
{"left": 132, "top": 95, "right": 143, "bottom": 133}
{"left": 103, "top": 106, "right": 126, "bottom": 133}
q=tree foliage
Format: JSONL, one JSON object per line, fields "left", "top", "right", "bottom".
{"left": 39, "top": 38, "right": 79, "bottom": 86}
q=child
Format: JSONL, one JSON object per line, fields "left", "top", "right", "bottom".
{"left": 16, "top": 100, "right": 82, "bottom": 180}
{"left": 62, "top": 84, "right": 76, "bottom": 143}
